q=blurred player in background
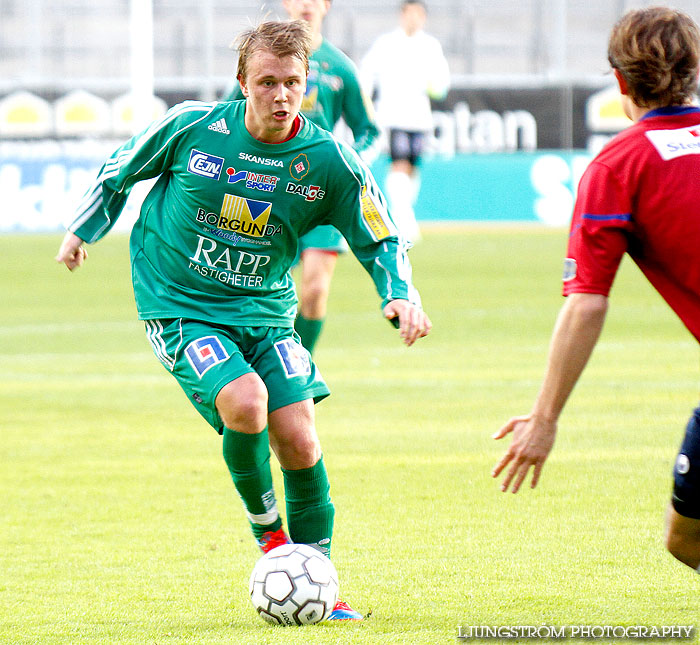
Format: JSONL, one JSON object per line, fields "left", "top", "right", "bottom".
{"left": 56, "top": 20, "right": 430, "bottom": 619}
{"left": 360, "top": 0, "right": 449, "bottom": 243}
{"left": 223, "top": 0, "right": 380, "bottom": 356}
{"left": 492, "top": 7, "right": 700, "bottom": 573}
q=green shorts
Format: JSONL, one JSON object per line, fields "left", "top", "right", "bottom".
{"left": 144, "top": 319, "right": 330, "bottom": 434}
{"left": 299, "top": 225, "right": 348, "bottom": 254}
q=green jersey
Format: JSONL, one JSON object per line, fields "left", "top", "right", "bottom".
{"left": 68, "top": 100, "right": 419, "bottom": 327}
{"left": 224, "top": 39, "right": 379, "bottom": 157}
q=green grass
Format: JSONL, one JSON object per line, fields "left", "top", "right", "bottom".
{"left": 1, "top": 228, "right": 698, "bottom": 644}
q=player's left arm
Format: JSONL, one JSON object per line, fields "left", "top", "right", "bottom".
{"left": 383, "top": 299, "right": 432, "bottom": 346}
{"left": 426, "top": 38, "right": 450, "bottom": 100}
{"left": 221, "top": 81, "right": 244, "bottom": 102}
{"left": 326, "top": 142, "right": 428, "bottom": 344}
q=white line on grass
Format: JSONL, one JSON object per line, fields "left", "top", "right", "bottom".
{"left": 0, "top": 322, "right": 138, "bottom": 335}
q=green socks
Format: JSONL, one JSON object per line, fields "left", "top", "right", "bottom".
{"left": 294, "top": 314, "right": 324, "bottom": 355}
{"left": 283, "top": 456, "right": 335, "bottom": 557}
{"left": 222, "top": 427, "right": 281, "bottom": 539}
{"left": 223, "top": 428, "right": 335, "bottom": 555}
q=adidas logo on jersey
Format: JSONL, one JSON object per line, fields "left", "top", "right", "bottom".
{"left": 208, "top": 118, "right": 230, "bottom": 135}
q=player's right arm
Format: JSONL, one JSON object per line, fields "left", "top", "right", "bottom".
{"left": 492, "top": 158, "right": 630, "bottom": 492}
{"left": 55, "top": 231, "right": 88, "bottom": 271}
{"left": 491, "top": 292, "right": 608, "bottom": 492}
{"left": 65, "top": 101, "right": 217, "bottom": 245}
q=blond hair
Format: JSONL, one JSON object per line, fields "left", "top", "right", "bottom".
{"left": 235, "top": 20, "right": 312, "bottom": 82}
{"left": 608, "top": 7, "right": 700, "bottom": 107}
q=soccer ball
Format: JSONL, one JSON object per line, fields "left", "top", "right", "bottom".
{"left": 249, "top": 543, "right": 339, "bottom": 626}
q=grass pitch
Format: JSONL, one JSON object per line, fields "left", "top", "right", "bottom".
{"left": 1, "top": 228, "right": 698, "bottom": 644}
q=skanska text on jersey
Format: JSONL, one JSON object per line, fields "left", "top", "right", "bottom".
{"left": 238, "top": 152, "right": 284, "bottom": 167}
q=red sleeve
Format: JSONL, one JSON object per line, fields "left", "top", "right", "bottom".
{"left": 563, "top": 161, "right": 632, "bottom": 297}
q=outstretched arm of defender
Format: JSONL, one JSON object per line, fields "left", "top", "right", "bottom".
{"left": 492, "top": 293, "right": 608, "bottom": 492}
{"left": 383, "top": 299, "right": 431, "bottom": 346}
{"left": 56, "top": 232, "right": 88, "bottom": 271}
{"left": 492, "top": 414, "right": 558, "bottom": 493}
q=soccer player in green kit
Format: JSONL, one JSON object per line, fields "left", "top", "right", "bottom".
{"left": 223, "top": 0, "right": 380, "bottom": 355}
{"left": 56, "top": 20, "right": 429, "bottom": 621}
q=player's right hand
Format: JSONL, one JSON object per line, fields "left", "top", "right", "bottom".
{"left": 55, "top": 232, "right": 88, "bottom": 271}
{"left": 491, "top": 414, "right": 557, "bottom": 493}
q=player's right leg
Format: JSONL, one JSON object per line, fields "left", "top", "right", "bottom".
{"left": 665, "top": 505, "right": 700, "bottom": 570}
{"left": 143, "top": 318, "right": 286, "bottom": 544}
{"left": 666, "top": 405, "right": 700, "bottom": 570}
{"left": 217, "top": 376, "right": 289, "bottom": 544}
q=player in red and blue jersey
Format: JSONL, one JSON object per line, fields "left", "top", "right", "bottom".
{"left": 492, "top": 7, "right": 700, "bottom": 573}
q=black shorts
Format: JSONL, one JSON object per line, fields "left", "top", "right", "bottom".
{"left": 671, "top": 405, "right": 700, "bottom": 519}
{"left": 389, "top": 129, "right": 425, "bottom": 166}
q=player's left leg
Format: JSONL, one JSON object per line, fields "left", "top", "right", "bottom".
{"left": 267, "top": 399, "right": 332, "bottom": 553}
{"left": 295, "top": 249, "right": 338, "bottom": 355}
{"left": 249, "top": 325, "right": 331, "bottom": 551}
{"left": 666, "top": 405, "right": 700, "bottom": 570}
{"left": 251, "top": 329, "right": 362, "bottom": 619}
{"left": 405, "top": 132, "right": 425, "bottom": 242}
{"left": 268, "top": 399, "right": 362, "bottom": 620}
{"left": 384, "top": 133, "right": 421, "bottom": 244}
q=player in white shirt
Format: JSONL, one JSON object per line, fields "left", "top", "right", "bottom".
{"left": 360, "top": 0, "right": 450, "bottom": 243}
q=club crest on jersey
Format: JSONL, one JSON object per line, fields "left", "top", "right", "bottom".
{"left": 360, "top": 185, "right": 391, "bottom": 240}
{"left": 676, "top": 454, "right": 691, "bottom": 475}
{"left": 185, "top": 336, "right": 229, "bottom": 378}
{"left": 226, "top": 167, "right": 279, "bottom": 192}
{"left": 289, "top": 153, "right": 310, "bottom": 180}
{"left": 274, "top": 338, "right": 312, "bottom": 378}
{"left": 562, "top": 258, "right": 577, "bottom": 281}
{"left": 286, "top": 182, "right": 325, "bottom": 202}
{"left": 188, "top": 149, "right": 224, "bottom": 180}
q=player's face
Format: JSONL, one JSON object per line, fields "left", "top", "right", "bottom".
{"left": 239, "top": 49, "right": 307, "bottom": 143}
{"left": 282, "top": 0, "right": 330, "bottom": 32}
{"left": 401, "top": 3, "right": 427, "bottom": 35}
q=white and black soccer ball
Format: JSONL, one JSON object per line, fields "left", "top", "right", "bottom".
{"left": 249, "top": 543, "right": 339, "bottom": 626}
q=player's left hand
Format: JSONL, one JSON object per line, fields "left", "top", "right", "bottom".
{"left": 383, "top": 299, "right": 432, "bottom": 346}
{"left": 491, "top": 414, "right": 557, "bottom": 493}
